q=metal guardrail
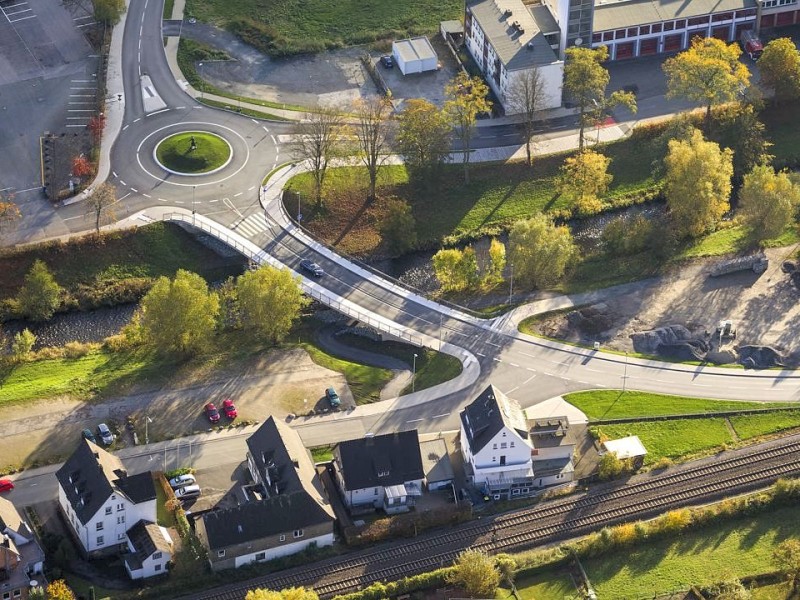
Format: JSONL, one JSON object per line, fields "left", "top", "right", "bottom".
{"left": 162, "top": 212, "right": 425, "bottom": 349}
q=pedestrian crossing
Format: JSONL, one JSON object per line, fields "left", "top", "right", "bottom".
{"left": 232, "top": 212, "right": 270, "bottom": 238}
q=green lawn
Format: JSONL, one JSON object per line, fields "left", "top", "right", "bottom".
{"left": 311, "top": 445, "right": 334, "bottom": 462}
{"left": 582, "top": 504, "right": 800, "bottom": 599}
{"left": 730, "top": 410, "right": 800, "bottom": 441}
{"left": 156, "top": 131, "right": 231, "bottom": 174}
{"left": 565, "top": 390, "right": 792, "bottom": 421}
{"left": 499, "top": 571, "right": 578, "bottom": 600}
{"left": 595, "top": 419, "right": 733, "bottom": 465}
{"left": 154, "top": 475, "right": 177, "bottom": 527}
{"left": 186, "top": 0, "right": 463, "bottom": 55}
{"left": 298, "top": 342, "right": 393, "bottom": 403}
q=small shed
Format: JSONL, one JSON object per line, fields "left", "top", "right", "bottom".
{"left": 420, "top": 438, "right": 455, "bottom": 491}
{"left": 602, "top": 436, "right": 648, "bottom": 468}
{"left": 392, "top": 37, "right": 438, "bottom": 75}
{"left": 440, "top": 20, "right": 464, "bottom": 37}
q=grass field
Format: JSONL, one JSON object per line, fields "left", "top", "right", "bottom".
{"left": 730, "top": 410, "right": 800, "bottom": 440}
{"left": 565, "top": 390, "right": 793, "bottom": 421}
{"left": 185, "top": 0, "right": 463, "bottom": 55}
{"left": 155, "top": 131, "right": 231, "bottom": 174}
{"left": 498, "top": 571, "right": 578, "bottom": 600}
{"left": 582, "top": 504, "right": 800, "bottom": 599}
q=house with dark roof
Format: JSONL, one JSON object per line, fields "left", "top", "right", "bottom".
{"left": 460, "top": 385, "right": 575, "bottom": 499}
{"left": 123, "top": 520, "right": 173, "bottom": 580}
{"left": 332, "top": 431, "right": 425, "bottom": 514}
{"left": 195, "top": 417, "right": 335, "bottom": 572}
{"left": 0, "top": 496, "right": 45, "bottom": 600}
{"left": 56, "top": 440, "right": 156, "bottom": 558}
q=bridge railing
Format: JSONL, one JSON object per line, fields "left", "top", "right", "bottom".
{"left": 163, "top": 212, "right": 425, "bottom": 349}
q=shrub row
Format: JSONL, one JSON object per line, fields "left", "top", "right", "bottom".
{"left": 332, "top": 568, "right": 452, "bottom": 600}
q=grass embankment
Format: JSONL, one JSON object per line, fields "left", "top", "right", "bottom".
{"left": 186, "top": 0, "right": 461, "bottom": 55}
{"left": 567, "top": 391, "right": 800, "bottom": 465}
{"left": 156, "top": 132, "right": 231, "bottom": 174}
{"left": 497, "top": 571, "right": 577, "bottom": 600}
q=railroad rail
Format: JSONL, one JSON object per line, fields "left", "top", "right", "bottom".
{"left": 185, "top": 434, "right": 800, "bottom": 600}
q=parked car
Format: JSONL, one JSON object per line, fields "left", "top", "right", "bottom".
{"left": 204, "top": 402, "right": 221, "bottom": 423}
{"left": 0, "top": 479, "right": 14, "bottom": 493}
{"left": 97, "top": 423, "right": 114, "bottom": 446}
{"left": 222, "top": 398, "right": 237, "bottom": 419}
{"left": 174, "top": 484, "right": 201, "bottom": 501}
{"left": 380, "top": 55, "right": 394, "bottom": 68}
{"left": 325, "top": 387, "right": 341, "bottom": 408}
{"left": 169, "top": 474, "right": 197, "bottom": 489}
{"left": 300, "top": 259, "right": 324, "bottom": 277}
{"left": 82, "top": 429, "right": 97, "bottom": 444}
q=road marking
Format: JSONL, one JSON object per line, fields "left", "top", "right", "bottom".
{"left": 262, "top": 126, "right": 269, "bottom": 132}
{"left": 174, "top": 200, "right": 185, "bottom": 204}
{"left": 66, "top": 124, "right": 85, "bottom": 128}
{"left": 506, "top": 386, "right": 519, "bottom": 393}
{"left": 493, "top": 357, "right": 502, "bottom": 362}
{"left": 112, "top": 171, "right": 118, "bottom": 178}
{"left": 523, "top": 374, "right": 537, "bottom": 384}
{"left": 67, "top": 117, "right": 89, "bottom": 120}
{"left": 544, "top": 371, "right": 554, "bottom": 376}
{"left": 62, "top": 214, "right": 85, "bottom": 221}
{"left": 142, "top": 193, "right": 151, "bottom": 198}
{"left": 270, "top": 134, "right": 277, "bottom": 145}
{"left": 122, "top": 125, "right": 129, "bottom": 130}
{"left": 133, "top": 118, "right": 140, "bottom": 123}
{"left": 158, "top": 198, "right": 166, "bottom": 202}
{"left": 209, "top": 199, "right": 219, "bottom": 203}
{"left": 486, "top": 341, "right": 501, "bottom": 348}
{"left": 509, "top": 362, "right": 519, "bottom": 367}
{"left": 69, "top": 94, "right": 94, "bottom": 97}
{"left": 119, "top": 180, "right": 126, "bottom": 186}
{"left": 147, "top": 108, "right": 170, "bottom": 117}
{"left": 251, "top": 118, "right": 258, "bottom": 123}
{"left": 433, "top": 413, "right": 450, "bottom": 419}
{"left": 526, "top": 367, "right": 536, "bottom": 372}
{"left": 476, "top": 352, "right": 486, "bottom": 357}
{"left": 578, "top": 381, "right": 590, "bottom": 385}
{"left": 130, "top": 188, "right": 138, "bottom": 193}
{"left": 176, "top": 106, "right": 186, "bottom": 109}
{"left": 407, "top": 418, "right": 424, "bottom": 423}
{"left": 596, "top": 384, "right": 607, "bottom": 388}
{"left": 233, "top": 192, "right": 243, "bottom": 197}
{"left": 248, "top": 186, "right": 255, "bottom": 191}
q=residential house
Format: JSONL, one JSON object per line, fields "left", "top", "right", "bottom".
{"left": 0, "top": 497, "right": 45, "bottom": 600}
{"left": 195, "top": 417, "right": 335, "bottom": 572}
{"left": 55, "top": 440, "right": 156, "bottom": 557}
{"left": 123, "top": 520, "right": 173, "bottom": 580}
{"left": 333, "top": 431, "right": 425, "bottom": 514}
{"left": 460, "top": 385, "right": 576, "bottom": 499}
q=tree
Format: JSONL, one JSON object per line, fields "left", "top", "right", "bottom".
{"left": 432, "top": 248, "right": 478, "bottom": 292}
{"left": 380, "top": 198, "right": 417, "bottom": 255}
{"left": 484, "top": 238, "right": 506, "bottom": 285}
{"left": 11, "top": 329, "right": 36, "bottom": 362}
{"left": 353, "top": 96, "right": 394, "bottom": 201}
{"left": 17, "top": 260, "right": 62, "bottom": 321}
{"left": 445, "top": 72, "right": 492, "bottom": 184}
{"left": 663, "top": 37, "right": 750, "bottom": 128}
{"left": 711, "top": 103, "right": 772, "bottom": 179}
{"left": 139, "top": 269, "right": 220, "bottom": 356}
{"left": 292, "top": 107, "right": 346, "bottom": 207}
{"left": 235, "top": 265, "right": 308, "bottom": 343}
{"left": 87, "top": 114, "right": 106, "bottom": 145}
{"left": 45, "top": 580, "right": 76, "bottom": 600}
{"left": 71, "top": 154, "right": 93, "bottom": 178}
{"left": 563, "top": 46, "right": 636, "bottom": 150}
{"left": 85, "top": 182, "right": 117, "bottom": 233}
{"left": 395, "top": 99, "right": 451, "bottom": 179}
{"left": 598, "top": 451, "right": 625, "bottom": 480}
{"left": 557, "top": 149, "right": 612, "bottom": 216}
{"left": 705, "top": 578, "right": 751, "bottom": 600}
{"left": 93, "top": 0, "right": 125, "bottom": 24}
{"left": 664, "top": 129, "right": 734, "bottom": 238}
{"left": 0, "top": 194, "right": 21, "bottom": 238}
{"left": 494, "top": 554, "right": 517, "bottom": 587}
{"left": 245, "top": 587, "right": 319, "bottom": 600}
{"left": 758, "top": 38, "right": 800, "bottom": 103}
{"left": 508, "top": 215, "right": 578, "bottom": 289}
{"left": 446, "top": 549, "right": 501, "bottom": 597}
{"left": 506, "top": 68, "right": 546, "bottom": 166}
{"left": 773, "top": 538, "right": 800, "bottom": 592}
{"left": 738, "top": 165, "right": 800, "bottom": 241}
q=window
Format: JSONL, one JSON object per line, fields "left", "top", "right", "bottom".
{"left": 293, "top": 529, "right": 304, "bottom": 538}
{"left": 652, "top": 23, "right": 662, "bottom": 32}
{"left": 117, "top": 515, "right": 125, "bottom": 524}
{"left": 603, "top": 31, "right": 614, "bottom": 41}
{"left": 592, "top": 32, "right": 602, "bottom": 43}
{"left": 627, "top": 27, "right": 638, "bottom": 37}
{"left": 3, "top": 592, "right": 9, "bottom": 600}
{"left": 639, "top": 25, "right": 650, "bottom": 34}
{"left": 13, "top": 591, "right": 21, "bottom": 598}
{"left": 153, "top": 552, "right": 162, "bottom": 560}
{"left": 155, "top": 564, "right": 162, "bottom": 572}
{"left": 97, "top": 536, "right": 104, "bottom": 546}
{"left": 117, "top": 503, "right": 124, "bottom": 511}
{"left": 500, "top": 442, "right": 507, "bottom": 449}
{"left": 256, "top": 552, "right": 266, "bottom": 561}
{"left": 502, "top": 432, "right": 506, "bottom": 437}
{"left": 118, "top": 533, "right": 126, "bottom": 540}
{"left": 279, "top": 534, "right": 286, "bottom": 542}
{"left": 615, "top": 29, "right": 626, "bottom": 39}
{"left": 218, "top": 550, "right": 226, "bottom": 558}
{"left": 492, "top": 456, "right": 497, "bottom": 462}
{"left": 96, "top": 522, "right": 104, "bottom": 531}
{"left": 105, "top": 507, "right": 112, "bottom": 515}
{"left": 374, "top": 488, "right": 379, "bottom": 495}
{"left": 111, "top": 495, "right": 116, "bottom": 500}
{"left": 510, "top": 442, "right": 515, "bottom": 448}
{"left": 687, "top": 16, "right": 710, "bottom": 26}
{"left": 492, "top": 443, "right": 497, "bottom": 449}
{"left": 712, "top": 12, "right": 733, "bottom": 21}
{"left": 663, "top": 21, "right": 674, "bottom": 31}
{"left": 674, "top": 19, "right": 686, "bottom": 28}
{"left": 737, "top": 8, "right": 757, "bottom": 17}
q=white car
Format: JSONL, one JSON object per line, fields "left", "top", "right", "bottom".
{"left": 174, "top": 485, "right": 201, "bottom": 501}
{"left": 169, "top": 474, "right": 197, "bottom": 489}
{"left": 97, "top": 423, "right": 114, "bottom": 446}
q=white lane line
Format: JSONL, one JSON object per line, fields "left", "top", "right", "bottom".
{"left": 507, "top": 386, "right": 520, "bottom": 394}
{"left": 147, "top": 108, "right": 170, "bottom": 117}
{"left": 407, "top": 418, "right": 424, "bottom": 423}
{"left": 476, "top": 352, "right": 486, "bottom": 357}
{"left": 130, "top": 188, "right": 138, "bottom": 193}
{"left": 158, "top": 198, "right": 166, "bottom": 202}
{"left": 174, "top": 200, "right": 185, "bottom": 204}
{"left": 69, "top": 94, "right": 94, "bottom": 97}
{"left": 142, "top": 193, "right": 151, "bottom": 198}
{"left": 597, "top": 384, "right": 607, "bottom": 388}
{"left": 433, "top": 413, "right": 450, "bottom": 419}
{"left": 522, "top": 374, "right": 537, "bottom": 385}
{"left": 509, "top": 362, "right": 519, "bottom": 367}
{"left": 233, "top": 192, "right": 242, "bottom": 197}
{"left": 248, "top": 186, "right": 255, "bottom": 191}
{"left": 112, "top": 171, "right": 117, "bottom": 178}
{"left": 67, "top": 117, "right": 90, "bottom": 120}
{"left": 66, "top": 124, "right": 86, "bottom": 128}
{"left": 119, "top": 180, "right": 126, "bottom": 186}
{"left": 133, "top": 118, "right": 140, "bottom": 123}
{"left": 62, "top": 214, "right": 85, "bottom": 221}
{"left": 70, "top": 87, "right": 95, "bottom": 90}
{"left": 544, "top": 371, "right": 554, "bottom": 377}
{"left": 176, "top": 106, "right": 186, "bottom": 109}
{"left": 486, "top": 341, "right": 501, "bottom": 348}
{"left": 262, "top": 126, "right": 269, "bottom": 132}
{"left": 493, "top": 357, "right": 502, "bottom": 362}
{"left": 76, "top": 21, "right": 95, "bottom": 27}
{"left": 209, "top": 199, "right": 219, "bottom": 203}
{"left": 251, "top": 118, "right": 258, "bottom": 123}
{"left": 578, "top": 381, "right": 590, "bottom": 385}
{"left": 9, "top": 15, "right": 35, "bottom": 22}
{"left": 72, "top": 79, "right": 93, "bottom": 82}
{"left": 526, "top": 367, "right": 536, "bottom": 372}
{"left": 270, "top": 134, "right": 277, "bottom": 144}
{"left": 122, "top": 125, "right": 129, "bottom": 130}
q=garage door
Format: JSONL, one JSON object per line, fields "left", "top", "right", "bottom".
{"left": 777, "top": 11, "right": 795, "bottom": 26}
{"left": 761, "top": 14, "right": 775, "bottom": 28}
{"left": 615, "top": 41, "right": 635, "bottom": 59}
{"left": 712, "top": 25, "right": 730, "bottom": 40}
{"left": 664, "top": 34, "right": 683, "bottom": 52}
{"left": 639, "top": 38, "right": 658, "bottom": 55}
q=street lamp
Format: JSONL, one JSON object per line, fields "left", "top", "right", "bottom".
{"left": 198, "top": 62, "right": 204, "bottom": 99}
{"left": 622, "top": 351, "right": 629, "bottom": 392}
{"left": 412, "top": 353, "right": 418, "bottom": 393}
{"left": 145, "top": 415, "right": 153, "bottom": 445}
{"left": 192, "top": 185, "right": 196, "bottom": 225}
{"left": 297, "top": 191, "right": 302, "bottom": 224}
{"left": 508, "top": 262, "right": 514, "bottom": 303}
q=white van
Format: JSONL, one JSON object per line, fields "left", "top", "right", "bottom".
{"left": 174, "top": 485, "right": 201, "bottom": 500}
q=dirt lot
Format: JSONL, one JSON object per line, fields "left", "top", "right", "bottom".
{"left": 529, "top": 246, "right": 800, "bottom": 367}
{"left": 0, "top": 348, "right": 356, "bottom": 469}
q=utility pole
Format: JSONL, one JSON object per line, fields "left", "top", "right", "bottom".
{"left": 192, "top": 185, "right": 196, "bottom": 226}
{"left": 508, "top": 262, "right": 514, "bottom": 303}
{"left": 412, "top": 353, "right": 418, "bottom": 393}
{"left": 622, "top": 351, "right": 629, "bottom": 392}
{"left": 145, "top": 415, "right": 152, "bottom": 445}
{"left": 198, "top": 62, "right": 204, "bottom": 99}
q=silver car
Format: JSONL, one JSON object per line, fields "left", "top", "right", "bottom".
{"left": 169, "top": 474, "right": 197, "bottom": 489}
{"left": 97, "top": 423, "right": 114, "bottom": 446}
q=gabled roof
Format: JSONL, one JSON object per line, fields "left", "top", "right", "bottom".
{"left": 199, "top": 493, "right": 334, "bottom": 550}
{"left": 334, "top": 430, "right": 424, "bottom": 491}
{"left": 124, "top": 520, "right": 172, "bottom": 571}
{"left": 461, "top": 384, "right": 529, "bottom": 454}
{"left": 55, "top": 440, "right": 155, "bottom": 524}
{"left": 0, "top": 496, "right": 25, "bottom": 538}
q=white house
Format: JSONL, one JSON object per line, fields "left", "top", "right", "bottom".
{"left": 0, "top": 496, "right": 45, "bottom": 599}
{"left": 392, "top": 37, "right": 439, "bottom": 75}
{"left": 333, "top": 430, "right": 425, "bottom": 514}
{"left": 461, "top": 385, "right": 576, "bottom": 499}
{"left": 123, "top": 520, "right": 173, "bottom": 580}
{"left": 195, "top": 417, "right": 335, "bottom": 572}
{"left": 56, "top": 440, "right": 156, "bottom": 558}
{"left": 465, "top": 0, "right": 564, "bottom": 115}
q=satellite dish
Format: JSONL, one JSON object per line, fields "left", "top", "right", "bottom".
{"left": 574, "top": 37, "right": 583, "bottom": 46}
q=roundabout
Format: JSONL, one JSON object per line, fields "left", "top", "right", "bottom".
{"left": 153, "top": 130, "right": 233, "bottom": 176}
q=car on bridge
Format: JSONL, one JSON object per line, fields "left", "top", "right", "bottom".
{"left": 300, "top": 259, "right": 324, "bottom": 277}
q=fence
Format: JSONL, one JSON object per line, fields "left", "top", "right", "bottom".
{"left": 592, "top": 405, "right": 800, "bottom": 426}
{"left": 361, "top": 52, "right": 391, "bottom": 97}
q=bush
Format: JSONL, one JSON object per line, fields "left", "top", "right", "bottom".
{"left": 63, "top": 341, "right": 100, "bottom": 359}
{"left": 601, "top": 213, "right": 655, "bottom": 256}
{"left": 11, "top": 329, "right": 36, "bottom": 362}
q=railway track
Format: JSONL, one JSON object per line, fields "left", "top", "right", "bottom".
{"left": 186, "top": 434, "right": 800, "bottom": 600}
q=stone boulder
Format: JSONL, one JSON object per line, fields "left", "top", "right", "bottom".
{"left": 630, "top": 325, "right": 694, "bottom": 355}
{"left": 659, "top": 339, "right": 709, "bottom": 362}
{"left": 738, "top": 345, "right": 784, "bottom": 369}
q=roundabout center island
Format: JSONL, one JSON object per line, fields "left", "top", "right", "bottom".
{"left": 154, "top": 131, "right": 233, "bottom": 176}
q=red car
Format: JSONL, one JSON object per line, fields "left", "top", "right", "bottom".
{"left": 0, "top": 479, "right": 14, "bottom": 493}
{"left": 204, "top": 403, "right": 220, "bottom": 424}
{"left": 222, "top": 398, "right": 238, "bottom": 419}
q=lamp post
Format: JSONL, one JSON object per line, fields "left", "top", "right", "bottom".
{"left": 297, "top": 192, "right": 302, "bottom": 223}
{"left": 412, "top": 353, "right": 418, "bottom": 393}
{"left": 145, "top": 415, "right": 153, "bottom": 445}
{"left": 198, "top": 62, "right": 204, "bottom": 99}
{"left": 622, "top": 351, "right": 629, "bottom": 392}
{"left": 192, "top": 185, "right": 196, "bottom": 225}
{"left": 508, "top": 262, "right": 514, "bottom": 303}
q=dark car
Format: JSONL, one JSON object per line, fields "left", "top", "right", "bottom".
{"left": 380, "top": 55, "right": 394, "bottom": 68}
{"left": 325, "top": 387, "right": 341, "bottom": 408}
{"left": 222, "top": 398, "right": 238, "bottom": 419}
{"left": 204, "top": 402, "right": 221, "bottom": 423}
{"left": 300, "top": 259, "right": 324, "bottom": 277}
{"left": 82, "top": 429, "right": 97, "bottom": 444}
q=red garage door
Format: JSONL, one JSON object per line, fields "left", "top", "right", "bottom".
{"left": 664, "top": 34, "right": 683, "bottom": 52}
{"left": 761, "top": 14, "right": 776, "bottom": 27}
{"left": 777, "top": 10, "right": 795, "bottom": 26}
{"left": 615, "top": 41, "right": 635, "bottom": 59}
{"left": 712, "top": 25, "right": 730, "bottom": 40}
{"left": 639, "top": 37, "right": 658, "bottom": 55}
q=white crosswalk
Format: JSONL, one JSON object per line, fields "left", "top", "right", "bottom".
{"left": 232, "top": 213, "right": 270, "bottom": 238}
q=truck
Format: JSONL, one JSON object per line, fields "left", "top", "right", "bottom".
{"left": 740, "top": 29, "right": 763, "bottom": 61}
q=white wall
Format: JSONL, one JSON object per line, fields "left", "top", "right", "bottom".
{"left": 534, "top": 443, "right": 575, "bottom": 461}
{"left": 233, "top": 533, "right": 335, "bottom": 568}
{"left": 126, "top": 551, "right": 171, "bottom": 580}
{"left": 471, "top": 426, "right": 532, "bottom": 469}
{"left": 503, "top": 63, "right": 564, "bottom": 113}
